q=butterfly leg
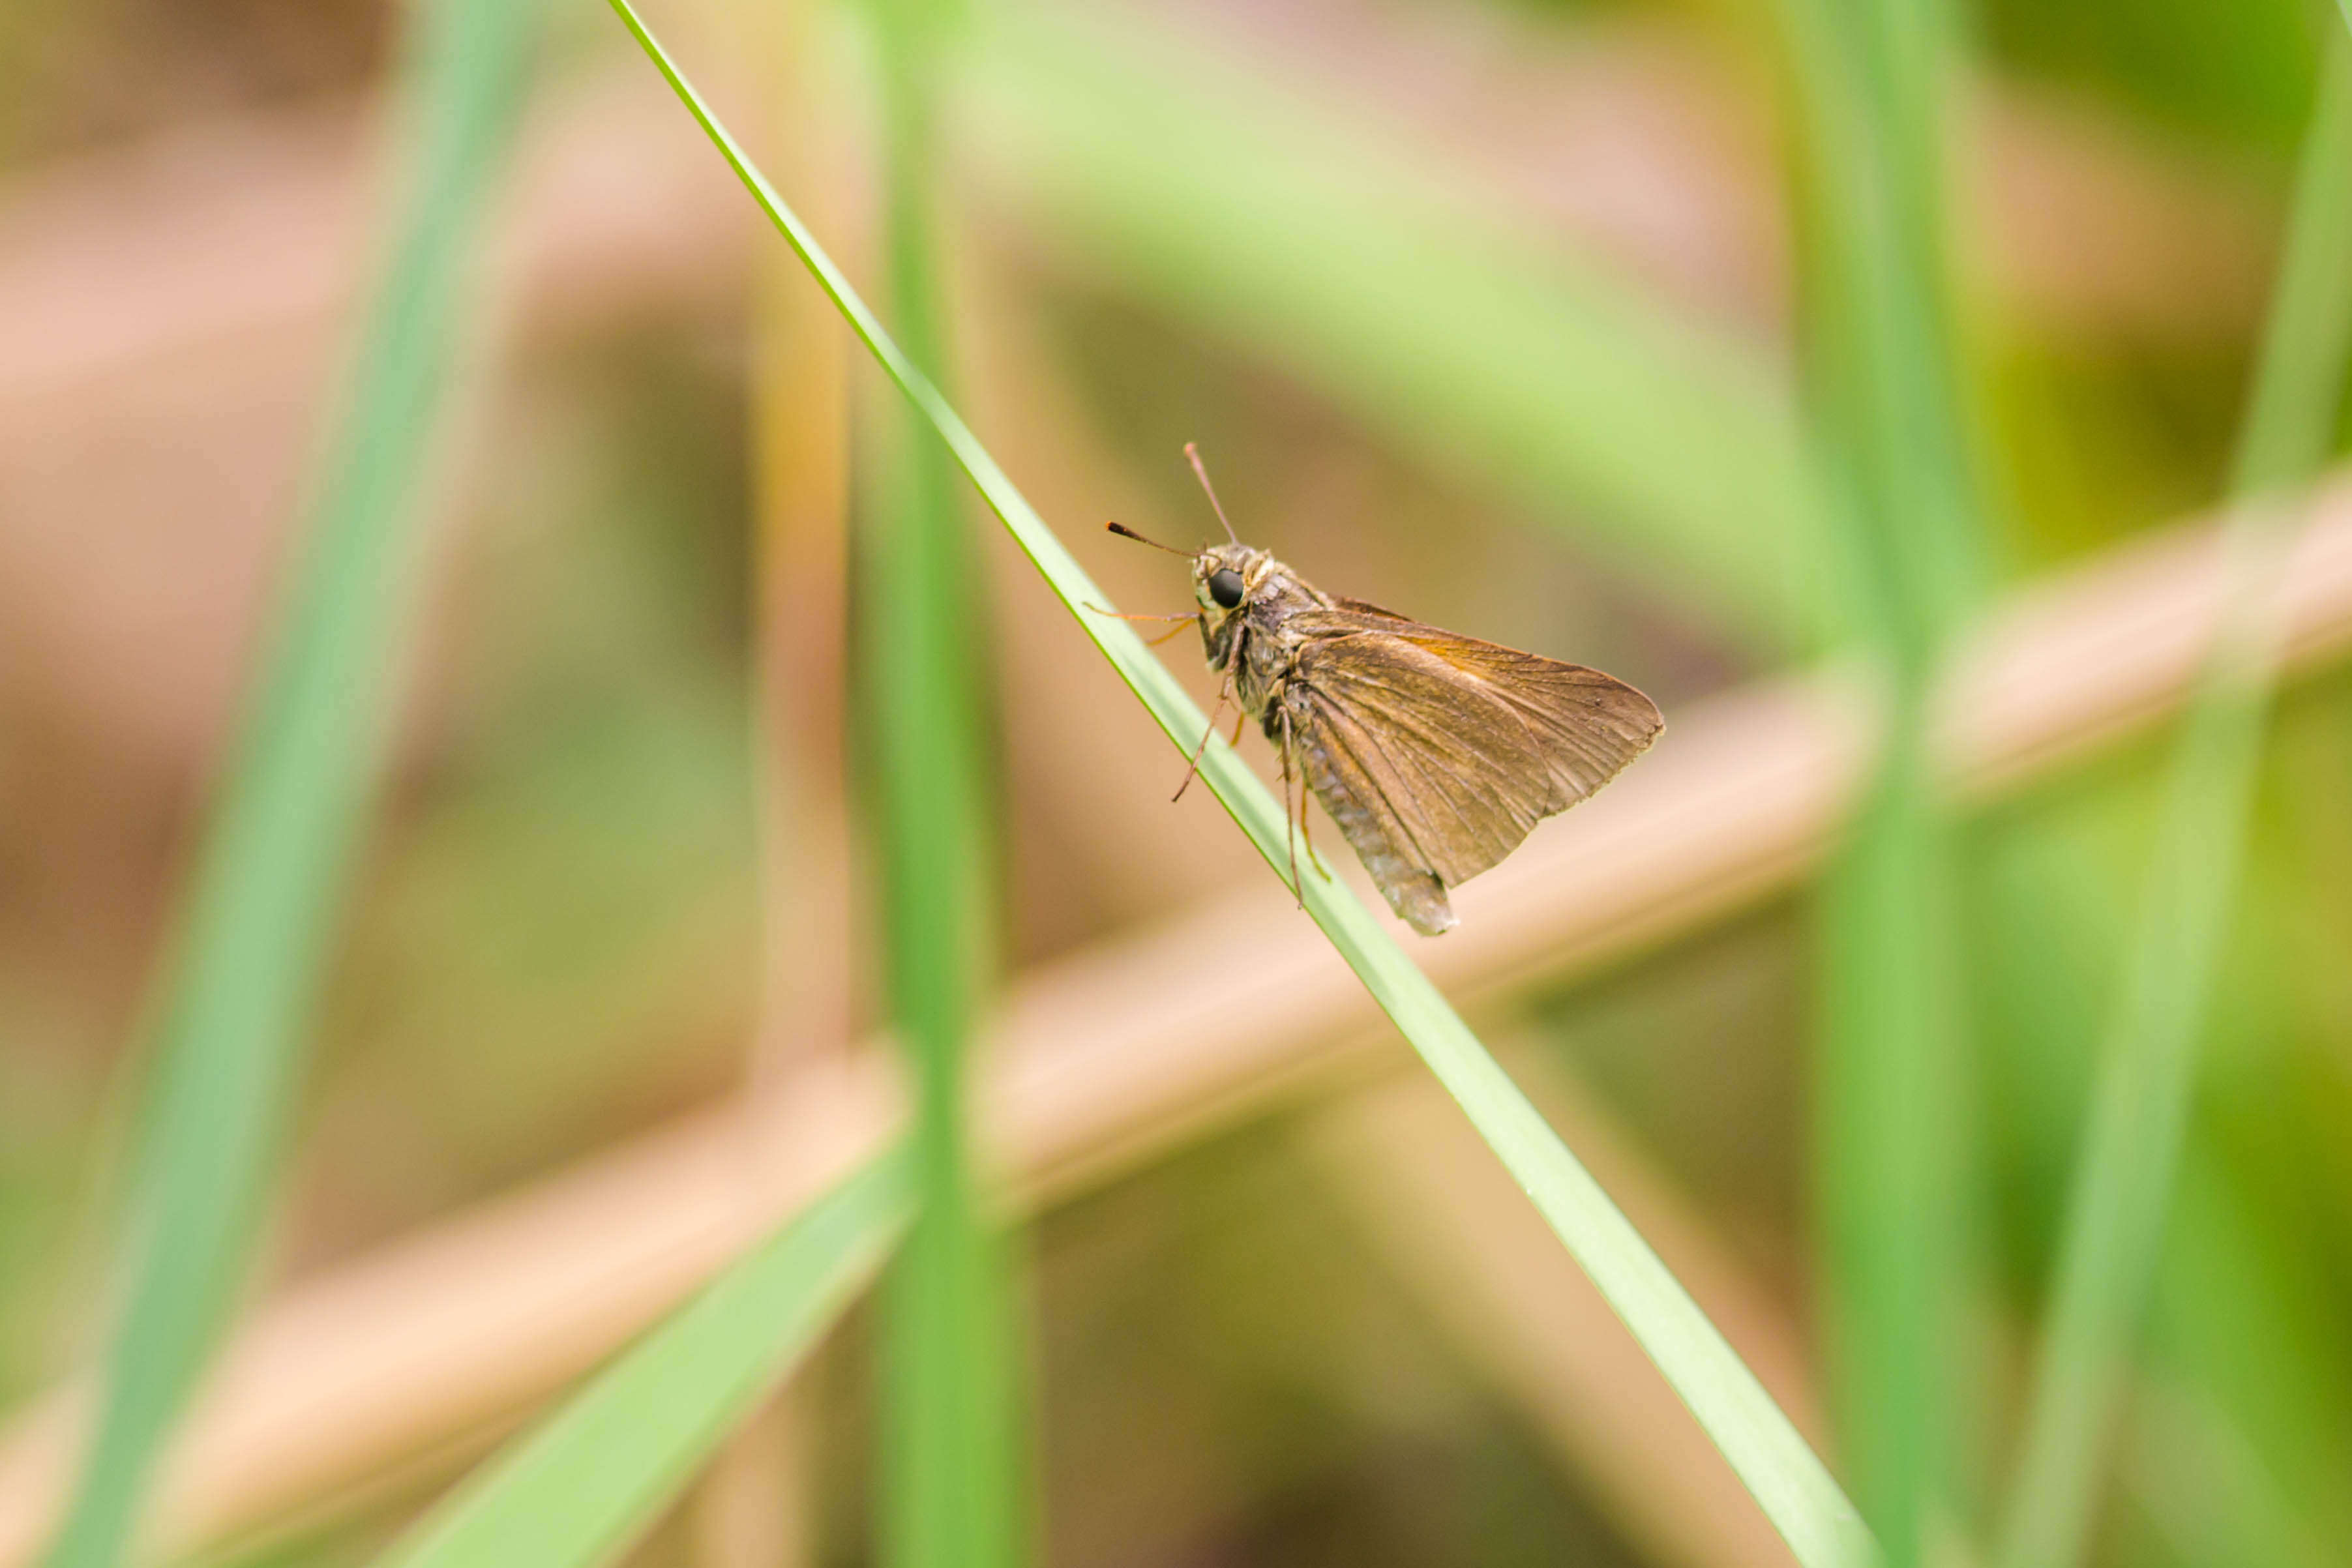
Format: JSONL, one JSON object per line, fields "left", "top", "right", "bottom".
{"left": 1278, "top": 707, "right": 1303, "bottom": 906}
{"left": 1297, "top": 765, "right": 1331, "bottom": 880}
{"left": 1270, "top": 701, "right": 1331, "bottom": 884}
{"left": 1171, "top": 671, "right": 1234, "bottom": 802}
{"left": 1084, "top": 604, "right": 1198, "bottom": 648}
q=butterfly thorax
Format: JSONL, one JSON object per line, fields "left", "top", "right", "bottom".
{"left": 1194, "top": 548, "right": 1330, "bottom": 730}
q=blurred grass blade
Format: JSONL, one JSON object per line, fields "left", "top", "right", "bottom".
{"left": 861, "top": 4, "right": 1032, "bottom": 1565}
{"left": 1811, "top": 740, "right": 1962, "bottom": 1568}
{"left": 961, "top": 6, "right": 1824, "bottom": 651}
{"left": 601, "top": 5, "right": 1875, "bottom": 1561}
{"left": 1994, "top": 27, "right": 2352, "bottom": 1568}
{"left": 1771, "top": 0, "right": 1985, "bottom": 1558}
{"left": 2224, "top": 33, "right": 2352, "bottom": 505}
{"left": 368, "top": 1155, "right": 908, "bottom": 1568}
{"left": 42, "top": 3, "right": 535, "bottom": 1565}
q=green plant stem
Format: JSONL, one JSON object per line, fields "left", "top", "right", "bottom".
{"left": 861, "top": 4, "right": 1030, "bottom": 1565}
{"left": 601, "top": 5, "right": 1875, "bottom": 1561}
{"left": 1770, "top": 0, "right": 1984, "bottom": 1560}
{"left": 1993, "top": 27, "right": 2352, "bottom": 1568}
{"left": 367, "top": 1155, "right": 909, "bottom": 1568}
{"left": 43, "top": 5, "right": 533, "bottom": 1565}
{"left": 1815, "top": 724, "right": 1963, "bottom": 1567}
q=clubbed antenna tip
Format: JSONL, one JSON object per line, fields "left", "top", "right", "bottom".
{"left": 1107, "top": 520, "right": 1191, "bottom": 555}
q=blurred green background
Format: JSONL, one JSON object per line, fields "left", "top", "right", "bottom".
{"left": 2, "top": 0, "right": 2349, "bottom": 1564}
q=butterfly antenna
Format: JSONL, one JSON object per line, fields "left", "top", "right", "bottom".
{"left": 1106, "top": 521, "right": 1196, "bottom": 555}
{"left": 1184, "top": 442, "right": 1240, "bottom": 544}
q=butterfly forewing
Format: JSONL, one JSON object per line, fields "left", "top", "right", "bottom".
{"left": 1395, "top": 629, "right": 1665, "bottom": 806}
{"left": 1286, "top": 613, "right": 1661, "bottom": 931}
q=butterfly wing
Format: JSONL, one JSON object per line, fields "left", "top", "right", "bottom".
{"left": 1282, "top": 614, "right": 1661, "bottom": 932}
{"left": 1397, "top": 629, "right": 1665, "bottom": 823}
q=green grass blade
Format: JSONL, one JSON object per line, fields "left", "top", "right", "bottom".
{"left": 1993, "top": 27, "right": 2352, "bottom": 1568}
{"left": 1812, "top": 734, "right": 1964, "bottom": 1568}
{"left": 2225, "top": 37, "right": 2352, "bottom": 505}
{"left": 1770, "top": 0, "right": 1986, "bottom": 1558}
{"left": 366, "top": 1155, "right": 909, "bottom": 1568}
{"left": 600, "top": 6, "right": 1875, "bottom": 1561}
{"left": 42, "top": 4, "right": 535, "bottom": 1565}
{"left": 861, "top": 5, "right": 1032, "bottom": 1566}
{"left": 960, "top": 6, "right": 1824, "bottom": 652}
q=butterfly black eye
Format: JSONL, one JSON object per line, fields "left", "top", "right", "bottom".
{"left": 1208, "top": 568, "right": 1246, "bottom": 609}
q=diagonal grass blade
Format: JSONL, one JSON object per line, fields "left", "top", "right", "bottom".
{"left": 43, "top": 3, "right": 536, "bottom": 1565}
{"left": 599, "top": 4, "right": 1877, "bottom": 1561}
{"left": 367, "top": 1155, "right": 908, "bottom": 1568}
{"left": 1994, "top": 24, "right": 2352, "bottom": 1568}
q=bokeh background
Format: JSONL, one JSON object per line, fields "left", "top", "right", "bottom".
{"left": 3, "top": 0, "right": 2350, "bottom": 1565}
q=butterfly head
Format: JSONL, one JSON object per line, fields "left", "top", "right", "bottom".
{"left": 1105, "top": 441, "right": 1276, "bottom": 621}
{"left": 1193, "top": 542, "right": 1270, "bottom": 619}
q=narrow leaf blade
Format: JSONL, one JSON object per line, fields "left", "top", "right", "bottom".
{"left": 370, "top": 1155, "right": 909, "bottom": 1568}
{"left": 600, "top": 6, "right": 1875, "bottom": 1562}
{"left": 44, "top": 3, "right": 535, "bottom": 1563}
